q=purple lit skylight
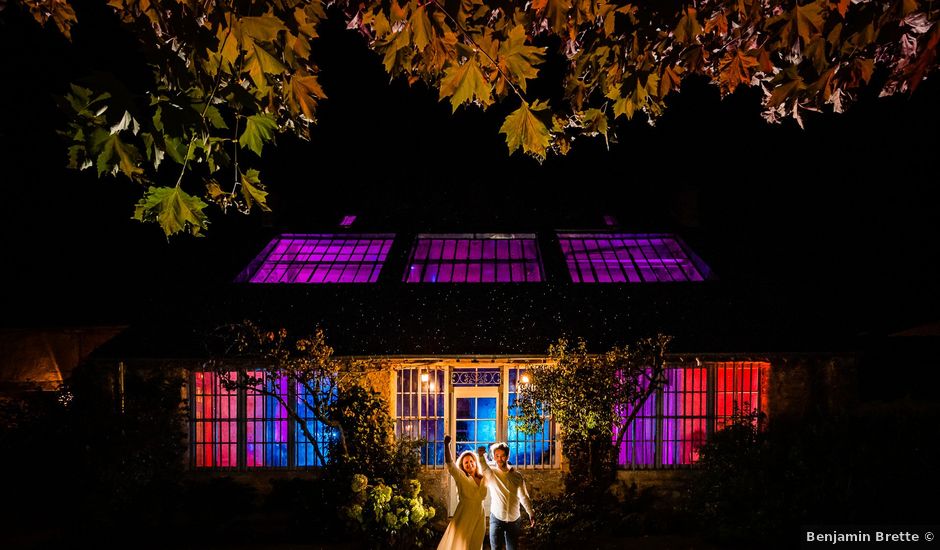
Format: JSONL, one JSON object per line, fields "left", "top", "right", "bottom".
{"left": 236, "top": 234, "right": 394, "bottom": 283}
{"left": 404, "top": 234, "right": 543, "bottom": 283}
{"left": 557, "top": 233, "right": 711, "bottom": 283}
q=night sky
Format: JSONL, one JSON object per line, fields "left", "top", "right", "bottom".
{"left": 1, "top": 2, "right": 938, "bottom": 350}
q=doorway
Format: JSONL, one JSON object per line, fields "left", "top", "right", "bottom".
{"left": 448, "top": 386, "right": 499, "bottom": 516}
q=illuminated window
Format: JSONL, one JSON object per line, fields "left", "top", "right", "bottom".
{"left": 557, "top": 233, "right": 711, "bottom": 283}
{"left": 191, "top": 371, "right": 335, "bottom": 469}
{"left": 245, "top": 373, "right": 289, "bottom": 468}
{"left": 192, "top": 372, "right": 238, "bottom": 468}
{"left": 395, "top": 367, "right": 446, "bottom": 467}
{"left": 615, "top": 362, "right": 767, "bottom": 468}
{"left": 508, "top": 367, "right": 557, "bottom": 468}
{"left": 235, "top": 234, "right": 395, "bottom": 283}
{"left": 404, "top": 234, "right": 543, "bottom": 283}
{"left": 296, "top": 382, "right": 336, "bottom": 467}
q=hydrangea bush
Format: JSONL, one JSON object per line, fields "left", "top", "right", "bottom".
{"left": 344, "top": 474, "right": 437, "bottom": 549}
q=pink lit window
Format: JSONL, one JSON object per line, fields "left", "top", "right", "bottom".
{"left": 235, "top": 234, "right": 394, "bottom": 283}
{"left": 404, "top": 234, "right": 543, "bottom": 283}
{"left": 558, "top": 233, "right": 711, "bottom": 283}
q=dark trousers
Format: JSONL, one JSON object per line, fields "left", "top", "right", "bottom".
{"left": 489, "top": 515, "right": 520, "bottom": 550}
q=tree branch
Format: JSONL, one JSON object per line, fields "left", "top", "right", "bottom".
{"left": 427, "top": 0, "right": 526, "bottom": 103}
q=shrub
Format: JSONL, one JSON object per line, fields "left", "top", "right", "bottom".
{"left": 343, "top": 474, "right": 438, "bottom": 549}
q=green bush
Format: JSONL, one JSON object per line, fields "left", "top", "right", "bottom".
{"left": 343, "top": 474, "right": 438, "bottom": 549}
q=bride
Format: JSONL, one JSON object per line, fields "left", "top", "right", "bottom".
{"left": 437, "top": 434, "right": 487, "bottom": 550}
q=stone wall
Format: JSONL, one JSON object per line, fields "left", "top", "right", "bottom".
{"left": 768, "top": 354, "right": 857, "bottom": 422}
{"left": 612, "top": 469, "right": 694, "bottom": 503}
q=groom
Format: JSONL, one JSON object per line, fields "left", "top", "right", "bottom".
{"left": 476, "top": 443, "right": 535, "bottom": 550}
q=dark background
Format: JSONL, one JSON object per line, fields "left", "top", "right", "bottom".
{"left": 1, "top": 3, "right": 937, "bottom": 378}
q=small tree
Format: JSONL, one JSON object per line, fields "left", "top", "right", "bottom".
{"left": 515, "top": 334, "right": 671, "bottom": 492}
{"left": 205, "top": 321, "right": 435, "bottom": 547}
{"left": 205, "top": 320, "right": 381, "bottom": 467}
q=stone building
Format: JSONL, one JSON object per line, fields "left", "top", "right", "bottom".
{"left": 83, "top": 218, "right": 863, "bottom": 514}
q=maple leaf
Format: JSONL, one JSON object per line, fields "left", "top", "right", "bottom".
{"left": 768, "top": 70, "right": 806, "bottom": 108}
{"left": 832, "top": 0, "right": 850, "bottom": 18}
{"left": 63, "top": 83, "right": 111, "bottom": 119}
{"left": 286, "top": 32, "right": 312, "bottom": 64}
{"left": 659, "top": 65, "right": 683, "bottom": 97}
{"left": 532, "top": 0, "right": 572, "bottom": 34}
{"left": 240, "top": 169, "right": 272, "bottom": 212}
{"left": 804, "top": 37, "right": 829, "bottom": 74}
{"left": 607, "top": 84, "right": 635, "bottom": 119}
{"left": 294, "top": 3, "right": 324, "bottom": 39}
{"left": 905, "top": 22, "right": 940, "bottom": 93}
{"left": 162, "top": 134, "right": 187, "bottom": 165}
{"left": 581, "top": 108, "right": 609, "bottom": 145}
{"left": 91, "top": 129, "right": 144, "bottom": 180}
{"left": 244, "top": 38, "right": 287, "bottom": 89}
{"left": 410, "top": 6, "right": 434, "bottom": 52}
{"left": 24, "top": 0, "right": 77, "bottom": 39}
{"left": 240, "top": 15, "right": 287, "bottom": 43}
{"left": 808, "top": 66, "right": 837, "bottom": 99}
{"left": 133, "top": 186, "right": 209, "bottom": 237}
{"left": 775, "top": 1, "right": 826, "bottom": 46}
{"left": 498, "top": 25, "right": 545, "bottom": 93}
{"left": 288, "top": 74, "right": 327, "bottom": 121}
{"left": 795, "top": 2, "right": 826, "bottom": 43}
{"left": 206, "top": 180, "right": 226, "bottom": 201}
{"left": 850, "top": 57, "right": 874, "bottom": 85}
{"left": 217, "top": 24, "right": 241, "bottom": 69}
{"left": 380, "top": 28, "right": 413, "bottom": 73}
{"left": 500, "top": 100, "right": 551, "bottom": 160}
{"left": 675, "top": 7, "right": 702, "bottom": 45}
{"left": 705, "top": 10, "right": 728, "bottom": 37}
{"left": 239, "top": 113, "right": 278, "bottom": 156}
{"left": 439, "top": 58, "right": 493, "bottom": 111}
{"left": 390, "top": 0, "right": 408, "bottom": 24}
{"left": 719, "top": 50, "right": 760, "bottom": 94}
{"left": 420, "top": 10, "right": 459, "bottom": 74}
{"left": 202, "top": 105, "right": 228, "bottom": 130}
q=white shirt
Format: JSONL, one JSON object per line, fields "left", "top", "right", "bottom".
{"left": 478, "top": 458, "right": 534, "bottom": 522}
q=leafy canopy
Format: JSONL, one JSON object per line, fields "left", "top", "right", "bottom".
{"left": 19, "top": 0, "right": 940, "bottom": 236}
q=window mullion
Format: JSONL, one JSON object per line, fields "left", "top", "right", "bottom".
{"left": 288, "top": 378, "right": 296, "bottom": 469}
{"left": 706, "top": 363, "right": 716, "bottom": 439}
{"left": 655, "top": 380, "right": 664, "bottom": 469}
{"left": 238, "top": 369, "right": 247, "bottom": 471}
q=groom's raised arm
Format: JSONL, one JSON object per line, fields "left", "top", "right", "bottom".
{"left": 475, "top": 446, "right": 491, "bottom": 475}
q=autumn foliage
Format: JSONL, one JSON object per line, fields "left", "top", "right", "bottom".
{"left": 16, "top": 0, "right": 940, "bottom": 235}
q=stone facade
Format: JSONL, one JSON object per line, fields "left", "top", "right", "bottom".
{"left": 117, "top": 352, "right": 859, "bottom": 508}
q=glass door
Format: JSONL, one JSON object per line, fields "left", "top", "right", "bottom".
{"left": 448, "top": 386, "right": 499, "bottom": 516}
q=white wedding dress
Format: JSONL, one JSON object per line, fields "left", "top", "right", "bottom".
{"left": 437, "top": 460, "right": 487, "bottom": 550}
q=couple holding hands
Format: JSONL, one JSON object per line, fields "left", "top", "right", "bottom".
{"left": 437, "top": 434, "right": 535, "bottom": 550}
